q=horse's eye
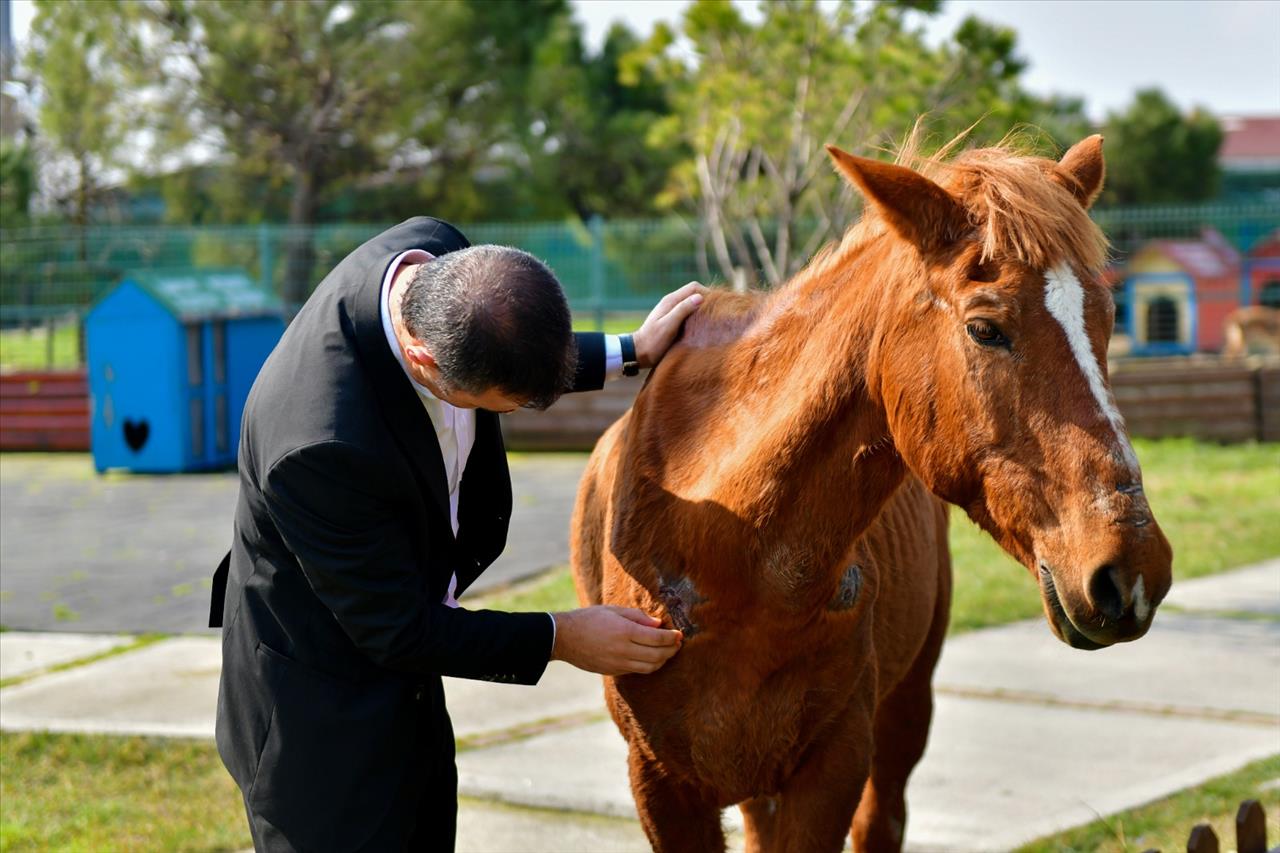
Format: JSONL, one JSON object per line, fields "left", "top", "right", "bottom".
{"left": 966, "top": 320, "right": 1010, "bottom": 348}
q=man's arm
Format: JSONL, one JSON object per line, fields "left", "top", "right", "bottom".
{"left": 569, "top": 282, "right": 708, "bottom": 392}
{"left": 263, "top": 440, "right": 680, "bottom": 680}
{"left": 263, "top": 441, "right": 552, "bottom": 683}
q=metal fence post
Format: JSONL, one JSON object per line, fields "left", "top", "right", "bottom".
{"left": 589, "top": 215, "right": 605, "bottom": 331}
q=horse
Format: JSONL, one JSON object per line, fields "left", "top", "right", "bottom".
{"left": 1222, "top": 305, "right": 1280, "bottom": 358}
{"left": 570, "top": 132, "right": 1174, "bottom": 853}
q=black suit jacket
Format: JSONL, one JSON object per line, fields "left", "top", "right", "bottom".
{"left": 211, "top": 217, "right": 606, "bottom": 849}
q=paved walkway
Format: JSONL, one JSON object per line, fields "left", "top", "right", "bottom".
{"left": 2, "top": 560, "right": 1277, "bottom": 852}
{"left": 0, "top": 452, "right": 590, "bottom": 633}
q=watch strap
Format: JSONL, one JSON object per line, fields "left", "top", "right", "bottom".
{"left": 619, "top": 334, "right": 640, "bottom": 377}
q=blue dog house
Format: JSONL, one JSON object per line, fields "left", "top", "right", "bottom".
{"left": 86, "top": 268, "right": 285, "bottom": 473}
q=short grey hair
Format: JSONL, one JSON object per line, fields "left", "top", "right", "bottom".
{"left": 399, "top": 245, "right": 576, "bottom": 409}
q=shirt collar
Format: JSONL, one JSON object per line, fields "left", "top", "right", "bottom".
{"left": 379, "top": 249, "right": 438, "bottom": 401}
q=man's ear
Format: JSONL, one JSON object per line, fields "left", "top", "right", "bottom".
{"left": 404, "top": 344, "right": 438, "bottom": 370}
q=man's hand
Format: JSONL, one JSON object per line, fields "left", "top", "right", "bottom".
{"left": 631, "top": 281, "right": 708, "bottom": 369}
{"left": 551, "top": 605, "right": 683, "bottom": 675}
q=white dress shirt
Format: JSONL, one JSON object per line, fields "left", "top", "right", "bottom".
{"left": 379, "top": 249, "right": 625, "bottom": 633}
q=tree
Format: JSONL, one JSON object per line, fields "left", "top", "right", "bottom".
{"left": 519, "top": 20, "right": 684, "bottom": 220}
{"left": 24, "top": 0, "right": 130, "bottom": 237}
{"left": 1101, "top": 88, "right": 1222, "bottom": 206}
{"left": 0, "top": 141, "right": 36, "bottom": 227}
{"left": 125, "top": 0, "right": 412, "bottom": 303}
{"left": 629, "top": 0, "right": 1090, "bottom": 288}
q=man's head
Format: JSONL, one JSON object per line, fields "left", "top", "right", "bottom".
{"left": 399, "top": 245, "right": 575, "bottom": 411}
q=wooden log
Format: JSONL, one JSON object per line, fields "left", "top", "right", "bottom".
{"left": 1237, "top": 799, "right": 1266, "bottom": 853}
{"left": 1187, "top": 823, "right": 1219, "bottom": 853}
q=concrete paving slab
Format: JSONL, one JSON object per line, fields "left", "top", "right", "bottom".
{"left": 0, "top": 635, "right": 605, "bottom": 746}
{"left": 457, "top": 695, "right": 1279, "bottom": 852}
{"left": 456, "top": 799, "right": 658, "bottom": 853}
{"left": 0, "top": 631, "right": 132, "bottom": 679}
{"left": 0, "top": 636, "right": 219, "bottom": 737}
{"left": 934, "top": 612, "right": 1280, "bottom": 720}
{"left": 1162, "top": 558, "right": 1280, "bottom": 614}
{"left": 907, "top": 695, "right": 1279, "bottom": 851}
{"left": 458, "top": 719, "right": 634, "bottom": 818}
{"left": 446, "top": 662, "right": 604, "bottom": 741}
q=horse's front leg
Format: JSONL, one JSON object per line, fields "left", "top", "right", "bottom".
{"left": 627, "top": 743, "right": 725, "bottom": 853}
{"left": 738, "top": 702, "right": 874, "bottom": 853}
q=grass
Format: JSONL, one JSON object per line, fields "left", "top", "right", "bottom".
{"left": 1020, "top": 754, "right": 1280, "bottom": 852}
{"left": 477, "top": 438, "right": 1280, "bottom": 635}
{"left": 0, "top": 437, "right": 1273, "bottom": 850}
{"left": 0, "top": 310, "right": 639, "bottom": 368}
{"left": 0, "top": 323, "right": 82, "bottom": 371}
{"left": 571, "top": 311, "right": 646, "bottom": 335}
{"left": 474, "top": 566, "right": 581, "bottom": 613}
{"left": 948, "top": 437, "right": 1280, "bottom": 633}
{"left": 0, "top": 731, "right": 251, "bottom": 852}
{"left": 2, "top": 736, "right": 1272, "bottom": 853}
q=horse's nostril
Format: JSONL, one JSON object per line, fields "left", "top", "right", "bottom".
{"left": 1087, "top": 564, "right": 1127, "bottom": 622}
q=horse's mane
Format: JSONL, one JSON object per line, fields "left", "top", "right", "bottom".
{"left": 810, "top": 127, "right": 1109, "bottom": 284}
{"left": 682, "top": 127, "right": 1110, "bottom": 347}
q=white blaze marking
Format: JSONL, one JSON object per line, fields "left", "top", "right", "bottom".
{"left": 1132, "top": 575, "right": 1149, "bottom": 622}
{"left": 1043, "top": 263, "right": 1141, "bottom": 476}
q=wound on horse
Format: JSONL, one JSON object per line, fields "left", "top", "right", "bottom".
{"left": 657, "top": 574, "right": 704, "bottom": 637}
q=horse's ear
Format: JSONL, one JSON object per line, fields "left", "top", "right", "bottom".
{"left": 1053, "top": 134, "right": 1105, "bottom": 209}
{"left": 825, "top": 145, "right": 968, "bottom": 253}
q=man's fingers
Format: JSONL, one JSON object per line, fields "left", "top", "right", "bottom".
{"left": 629, "top": 624, "right": 683, "bottom": 647}
{"left": 615, "top": 607, "right": 663, "bottom": 627}
{"left": 656, "top": 292, "right": 704, "bottom": 332}
{"left": 653, "top": 281, "right": 706, "bottom": 317}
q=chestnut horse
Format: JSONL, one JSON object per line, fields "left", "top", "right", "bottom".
{"left": 570, "top": 134, "right": 1174, "bottom": 852}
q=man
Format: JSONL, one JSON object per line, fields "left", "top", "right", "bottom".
{"left": 210, "top": 216, "right": 705, "bottom": 851}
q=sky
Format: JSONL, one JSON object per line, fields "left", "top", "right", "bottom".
{"left": 9, "top": 0, "right": 1280, "bottom": 122}
{"left": 573, "top": 0, "right": 1280, "bottom": 121}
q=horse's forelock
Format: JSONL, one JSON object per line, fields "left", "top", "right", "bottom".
{"left": 825, "top": 128, "right": 1108, "bottom": 278}
{"left": 895, "top": 136, "right": 1110, "bottom": 273}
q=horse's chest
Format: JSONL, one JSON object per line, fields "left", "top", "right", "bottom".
{"left": 613, "top": 613, "right": 875, "bottom": 802}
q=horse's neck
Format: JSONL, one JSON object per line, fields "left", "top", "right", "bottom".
{"left": 692, "top": 250, "right": 908, "bottom": 542}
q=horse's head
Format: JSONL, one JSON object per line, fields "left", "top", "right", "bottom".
{"left": 826, "top": 135, "right": 1172, "bottom": 649}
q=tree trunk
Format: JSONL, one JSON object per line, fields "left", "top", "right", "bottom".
{"left": 282, "top": 168, "right": 317, "bottom": 310}
{"left": 76, "top": 154, "right": 89, "bottom": 264}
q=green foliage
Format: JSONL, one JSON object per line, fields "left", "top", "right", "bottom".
{"left": 629, "top": 0, "right": 1094, "bottom": 286}
{"left": 0, "top": 142, "right": 36, "bottom": 226}
{"left": 24, "top": 0, "right": 131, "bottom": 227}
{"left": 1101, "top": 88, "right": 1224, "bottom": 206}
{"left": 21, "top": 0, "right": 677, "bottom": 234}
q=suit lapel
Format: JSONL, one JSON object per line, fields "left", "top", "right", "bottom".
{"left": 349, "top": 258, "right": 453, "bottom": 525}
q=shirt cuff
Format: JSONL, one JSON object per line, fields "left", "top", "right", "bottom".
{"left": 604, "top": 334, "right": 624, "bottom": 382}
{"left": 546, "top": 611, "right": 557, "bottom": 659}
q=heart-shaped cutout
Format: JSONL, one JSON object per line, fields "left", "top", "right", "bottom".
{"left": 123, "top": 419, "right": 150, "bottom": 452}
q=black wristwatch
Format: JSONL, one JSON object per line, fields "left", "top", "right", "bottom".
{"left": 618, "top": 334, "right": 640, "bottom": 377}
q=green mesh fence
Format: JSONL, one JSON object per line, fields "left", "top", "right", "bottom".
{"left": 1, "top": 204, "right": 1276, "bottom": 368}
